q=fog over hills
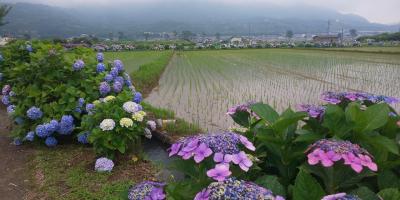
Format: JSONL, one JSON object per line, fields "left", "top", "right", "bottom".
{"left": 0, "top": 2, "right": 398, "bottom": 38}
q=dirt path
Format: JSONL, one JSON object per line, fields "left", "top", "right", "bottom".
{"left": 0, "top": 106, "right": 35, "bottom": 200}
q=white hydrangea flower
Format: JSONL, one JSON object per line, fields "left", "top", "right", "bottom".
{"left": 123, "top": 101, "right": 140, "bottom": 114}
{"left": 95, "top": 157, "right": 114, "bottom": 172}
{"left": 147, "top": 120, "right": 157, "bottom": 131}
{"left": 144, "top": 128, "right": 152, "bottom": 139}
{"left": 100, "top": 119, "right": 115, "bottom": 131}
{"left": 132, "top": 111, "right": 146, "bottom": 122}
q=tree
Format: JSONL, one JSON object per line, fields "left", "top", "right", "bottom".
{"left": 350, "top": 29, "right": 358, "bottom": 38}
{"left": 286, "top": 30, "right": 293, "bottom": 40}
{"left": 0, "top": 4, "right": 12, "bottom": 26}
{"left": 181, "top": 30, "right": 194, "bottom": 41}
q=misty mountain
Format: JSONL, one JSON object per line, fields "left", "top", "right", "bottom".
{"left": 0, "top": 2, "right": 398, "bottom": 39}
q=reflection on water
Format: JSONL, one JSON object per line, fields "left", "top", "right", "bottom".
{"left": 143, "top": 139, "right": 184, "bottom": 181}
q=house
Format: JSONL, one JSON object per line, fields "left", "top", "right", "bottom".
{"left": 0, "top": 37, "right": 14, "bottom": 46}
{"left": 312, "top": 35, "right": 340, "bottom": 45}
{"left": 230, "top": 37, "right": 245, "bottom": 48}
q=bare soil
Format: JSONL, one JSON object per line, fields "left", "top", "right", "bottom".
{"left": 0, "top": 106, "right": 36, "bottom": 200}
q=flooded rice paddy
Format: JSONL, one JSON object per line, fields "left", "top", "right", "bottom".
{"left": 146, "top": 49, "right": 400, "bottom": 131}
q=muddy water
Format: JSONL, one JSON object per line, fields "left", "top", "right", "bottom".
{"left": 146, "top": 49, "right": 400, "bottom": 132}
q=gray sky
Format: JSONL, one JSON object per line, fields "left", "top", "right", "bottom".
{"left": 3, "top": 0, "right": 400, "bottom": 24}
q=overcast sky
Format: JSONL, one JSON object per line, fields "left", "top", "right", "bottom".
{"left": 2, "top": 0, "right": 400, "bottom": 24}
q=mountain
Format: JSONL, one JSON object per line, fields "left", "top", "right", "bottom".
{"left": 0, "top": 2, "right": 398, "bottom": 39}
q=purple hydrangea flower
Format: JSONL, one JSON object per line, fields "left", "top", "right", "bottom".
{"left": 45, "top": 137, "right": 57, "bottom": 147}
{"left": 2, "top": 84, "right": 11, "bottom": 95}
{"left": 78, "top": 98, "right": 85, "bottom": 107}
{"left": 206, "top": 164, "right": 232, "bottom": 181}
{"left": 114, "top": 76, "right": 124, "bottom": 84}
{"left": 195, "top": 178, "right": 285, "bottom": 200}
{"left": 113, "top": 60, "right": 124, "bottom": 72}
{"left": 73, "top": 60, "right": 85, "bottom": 71}
{"left": 169, "top": 132, "right": 255, "bottom": 173}
{"left": 110, "top": 67, "right": 119, "bottom": 77}
{"left": 322, "top": 193, "right": 361, "bottom": 200}
{"left": 133, "top": 92, "right": 142, "bottom": 103}
{"left": 104, "top": 74, "right": 114, "bottom": 82}
{"left": 99, "top": 82, "right": 111, "bottom": 96}
{"left": 7, "top": 105, "right": 16, "bottom": 115}
{"left": 322, "top": 91, "right": 399, "bottom": 105}
{"left": 97, "top": 52, "right": 104, "bottom": 62}
{"left": 2, "top": 95, "right": 10, "bottom": 105}
{"left": 306, "top": 139, "right": 377, "bottom": 173}
{"left": 113, "top": 81, "right": 123, "bottom": 93}
{"left": 57, "top": 115, "right": 74, "bottom": 135}
{"left": 128, "top": 181, "right": 166, "bottom": 200}
{"left": 297, "top": 104, "right": 326, "bottom": 118}
{"left": 25, "top": 131, "right": 35, "bottom": 142}
{"left": 26, "top": 106, "right": 43, "bottom": 120}
{"left": 77, "top": 132, "right": 90, "bottom": 144}
{"left": 95, "top": 157, "right": 114, "bottom": 172}
{"left": 97, "top": 63, "right": 106, "bottom": 73}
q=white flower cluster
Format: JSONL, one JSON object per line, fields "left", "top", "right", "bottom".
{"left": 123, "top": 101, "right": 140, "bottom": 114}
{"left": 100, "top": 119, "right": 115, "bottom": 131}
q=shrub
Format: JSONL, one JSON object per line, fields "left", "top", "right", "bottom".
{"left": 80, "top": 91, "right": 150, "bottom": 158}
{"left": 0, "top": 40, "right": 102, "bottom": 145}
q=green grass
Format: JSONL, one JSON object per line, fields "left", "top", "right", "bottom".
{"left": 105, "top": 51, "right": 172, "bottom": 73}
{"left": 130, "top": 51, "right": 173, "bottom": 96}
{"left": 142, "top": 102, "right": 202, "bottom": 136}
{"left": 32, "top": 145, "right": 155, "bottom": 200}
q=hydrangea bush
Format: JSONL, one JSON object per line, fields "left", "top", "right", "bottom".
{"left": 80, "top": 91, "right": 150, "bottom": 158}
{"left": 0, "top": 40, "right": 103, "bottom": 146}
{"left": 224, "top": 91, "right": 400, "bottom": 200}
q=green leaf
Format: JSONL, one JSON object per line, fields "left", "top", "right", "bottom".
{"left": 378, "top": 170, "right": 400, "bottom": 190}
{"left": 293, "top": 169, "right": 325, "bottom": 200}
{"left": 250, "top": 103, "right": 279, "bottom": 123}
{"left": 322, "top": 104, "right": 352, "bottom": 137}
{"left": 272, "top": 111, "right": 307, "bottom": 134}
{"left": 346, "top": 103, "right": 390, "bottom": 133}
{"left": 294, "top": 130, "right": 323, "bottom": 143}
{"left": 255, "top": 175, "right": 286, "bottom": 197}
{"left": 350, "top": 186, "right": 379, "bottom": 200}
{"left": 366, "top": 134, "right": 399, "bottom": 155}
{"left": 378, "top": 188, "right": 400, "bottom": 200}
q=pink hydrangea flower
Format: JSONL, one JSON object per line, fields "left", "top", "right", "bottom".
{"left": 206, "top": 164, "right": 232, "bottom": 181}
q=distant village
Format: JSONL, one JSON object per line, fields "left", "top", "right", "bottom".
{"left": 1, "top": 30, "right": 399, "bottom": 51}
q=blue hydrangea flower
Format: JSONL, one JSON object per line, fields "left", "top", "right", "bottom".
{"left": 113, "top": 60, "right": 124, "bottom": 72}
{"left": 115, "top": 76, "right": 124, "bottom": 84}
{"left": 110, "top": 67, "right": 119, "bottom": 77}
{"left": 25, "top": 131, "right": 35, "bottom": 142}
{"left": 14, "top": 138, "right": 22, "bottom": 146}
{"left": 47, "top": 120, "right": 59, "bottom": 133}
{"left": 113, "top": 81, "right": 123, "bottom": 93}
{"left": 45, "top": 137, "right": 58, "bottom": 147}
{"left": 26, "top": 45, "right": 33, "bottom": 52}
{"left": 15, "top": 117, "right": 25, "bottom": 125}
{"left": 36, "top": 124, "right": 51, "bottom": 138}
{"left": 2, "top": 95, "right": 10, "bottom": 105}
{"left": 125, "top": 79, "right": 132, "bottom": 87}
{"left": 73, "top": 60, "right": 85, "bottom": 71}
{"left": 133, "top": 92, "right": 142, "bottom": 103}
{"left": 75, "top": 107, "right": 82, "bottom": 113}
{"left": 97, "top": 52, "right": 104, "bottom": 62}
{"left": 26, "top": 106, "right": 43, "bottom": 120}
{"left": 99, "top": 82, "right": 111, "bottom": 96}
{"left": 85, "top": 103, "right": 95, "bottom": 113}
{"left": 95, "top": 157, "right": 114, "bottom": 172}
{"left": 97, "top": 63, "right": 106, "bottom": 73}
{"left": 77, "top": 132, "right": 90, "bottom": 144}
{"left": 104, "top": 74, "right": 114, "bottom": 82}
{"left": 57, "top": 115, "right": 74, "bottom": 135}
{"left": 7, "top": 105, "right": 16, "bottom": 115}
{"left": 9, "top": 91, "right": 15, "bottom": 97}
{"left": 78, "top": 98, "right": 85, "bottom": 107}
